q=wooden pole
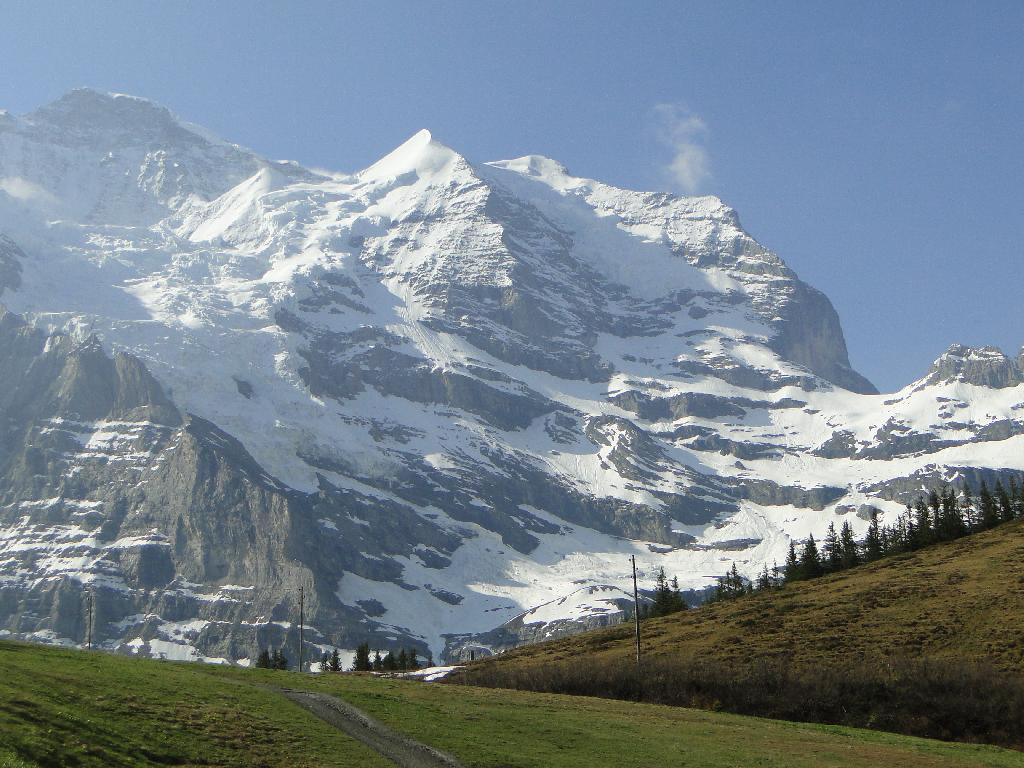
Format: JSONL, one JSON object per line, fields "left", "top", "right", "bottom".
{"left": 86, "top": 590, "right": 93, "bottom": 651}
{"left": 631, "top": 555, "right": 641, "bottom": 669}
{"left": 298, "top": 585, "right": 304, "bottom": 673}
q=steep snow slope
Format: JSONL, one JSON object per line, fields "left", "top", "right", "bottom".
{"left": 0, "top": 90, "right": 1021, "bottom": 663}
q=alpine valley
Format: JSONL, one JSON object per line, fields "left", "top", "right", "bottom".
{"left": 1, "top": 90, "right": 1022, "bottom": 666}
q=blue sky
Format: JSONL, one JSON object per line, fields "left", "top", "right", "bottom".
{"left": 3, "top": 1, "right": 1022, "bottom": 390}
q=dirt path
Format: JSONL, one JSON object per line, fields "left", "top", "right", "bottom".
{"left": 280, "top": 688, "right": 466, "bottom": 768}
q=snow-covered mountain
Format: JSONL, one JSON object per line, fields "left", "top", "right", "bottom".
{"left": 1, "top": 90, "right": 1021, "bottom": 664}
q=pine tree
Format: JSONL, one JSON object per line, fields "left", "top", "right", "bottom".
{"left": 784, "top": 540, "right": 801, "bottom": 581}
{"left": 902, "top": 507, "right": 916, "bottom": 551}
{"left": 912, "top": 497, "right": 932, "bottom": 548}
{"left": 321, "top": 650, "right": 331, "bottom": 672}
{"left": 407, "top": 648, "right": 419, "bottom": 671}
{"left": 839, "top": 521, "right": 859, "bottom": 569}
{"left": 382, "top": 651, "right": 397, "bottom": 671}
{"left": 650, "top": 567, "right": 687, "bottom": 615}
{"left": 352, "top": 642, "right": 372, "bottom": 672}
{"left": 397, "top": 649, "right": 408, "bottom": 671}
{"left": 822, "top": 522, "right": 842, "bottom": 571}
{"left": 939, "top": 486, "right": 966, "bottom": 540}
{"left": 863, "top": 508, "right": 883, "bottom": 562}
{"left": 272, "top": 648, "right": 288, "bottom": 670}
{"left": 330, "top": 649, "right": 341, "bottom": 672}
{"left": 256, "top": 649, "right": 272, "bottom": 669}
{"left": 995, "top": 481, "right": 1014, "bottom": 523}
{"left": 961, "top": 483, "right": 976, "bottom": 530}
{"left": 798, "top": 534, "right": 823, "bottom": 579}
{"left": 1011, "top": 476, "right": 1024, "bottom": 519}
{"left": 372, "top": 650, "right": 384, "bottom": 671}
{"left": 979, "top": 482, "right": 999, "bottom": 529}
{"left": 928, "top": 489, "right": 942, "bottom": 535}
{"left": 755, "top": 563, "right": 772, "bottom": 591}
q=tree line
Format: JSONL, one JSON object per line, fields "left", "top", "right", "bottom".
{"left": 253, "top": 644, "right": 432, "bottom": 673}
{"left": 254, "top": 648, "right": 289, "bottom": 670}
{"left": 350, "top": 642, "right": 433, "bottom": 672}
{"left": 711, "top": 476, "right": 1024, "bottom": 599}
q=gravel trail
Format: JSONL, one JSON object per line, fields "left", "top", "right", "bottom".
{"left": 280, "top": 688, "right": 466, "bottom": 768}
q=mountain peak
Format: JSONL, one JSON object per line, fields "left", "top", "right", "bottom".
{"left": 926, "top": 343, "right": 1023, "bottom": 388}
{"left": 25, "top": 88, "right": 224, "bottom": 149}
{"left": 359, "top": 129, "right": 466, "bottom": 182}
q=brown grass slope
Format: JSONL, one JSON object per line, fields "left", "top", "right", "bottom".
{"left": 469, "top": 519, "right": 1024, "bottom": 673}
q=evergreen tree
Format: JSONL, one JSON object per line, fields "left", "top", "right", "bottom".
{"left": 903, "top": 508, "right": 916, "bottom": 551}
{"left": 397, "top": 649, "right": 408, "bottom": 671}
{"left": 649, "top": 567, "right": 687, "bottom": 615}
{"left": 939, "top": 486, "right": 966, "bottom": 540}
{"left": 255, "top": 649, "right": 272, "bottom": 669}
{"left": 408, "top": 648, "right": 419, "bottom": 671}
{"left": 798, "top": 534, "right": 823, "bottom": 579}
{"left": 961, "top": 483, "right": 976, "bottom": 530}
{"left": 1011, "top": 476, "right": 1024, "bottom": 519}
{"left": 330, "top": 649, "right": 341, "bottom": 672}
{"left": 784, "top": 540, "right": 801, "bottom": 581}
{"left": 372, "top": 650, "right": 383, "bottom": 671}
{"left": 352, "top": 642, "right": 372, "bottom": 672}
{"left": 712, "top": 563, "right": 747, "bottom": 601}
{"left": 426, "top": 652, "right": 434, "bottom": 668}
{"left": 755, "top": 563, "right": 772, "bottom": 591}
{"left": 863, "top": 508, "right": 883, "bottom": 562}
{"left": 822, "top": 523, "right": 842, "bottom": 571}
{"left": 995, "top": 481, "right": 1014, "bottom": 523}
{"left": 912, "top": 497, "right": 932, "bottom": 548}
{"left": 272, "top": 649, "right": 288, "bottom": 670}
{"left": 928, "top": 490, "right": 942, "bottom": 535}
{"left": 839, "top": 521, "right": 859, "bottom": 569}
{"left": 321, "top": 650, "right": 332, "bottom": 672}
{"left": 979, "top": 482, "right": 999, "bottom": 529}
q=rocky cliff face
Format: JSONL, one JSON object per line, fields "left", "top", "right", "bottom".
{"left": 0, "top": 91, "right": 1021, "bottom": 664}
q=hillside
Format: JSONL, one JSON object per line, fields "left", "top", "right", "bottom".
{"left": 462, "top": 519, "right": 1024, "bottom": 672}
{"left": 1, "top": 640, "right": 1022, "bottom": 768}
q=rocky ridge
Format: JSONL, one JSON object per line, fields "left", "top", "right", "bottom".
{"left": 0, "top": 90, "right": 1021, "bottom": 664}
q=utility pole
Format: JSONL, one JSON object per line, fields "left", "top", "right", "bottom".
{"left": 631, "top": 555, "right": 641, "bottom": 670}
{"left": 298, "top": 585, "right": 304, "bottom": 673}
{"left": 85, "top": 590, "right": 93, "bottom": 651}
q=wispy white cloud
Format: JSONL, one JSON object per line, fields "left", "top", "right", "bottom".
{"left": 652, "top": 103, "right": 711, "bottom": 195}
{"left": 0, "top": 176, "right": 59, "bottom": 208}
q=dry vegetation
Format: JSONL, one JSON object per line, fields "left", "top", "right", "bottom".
{"left": 454, "top": 520, "right": 1024, "bottom": 748}
{"left": 464, "top": 519, "right": 1024, "bottom": 672}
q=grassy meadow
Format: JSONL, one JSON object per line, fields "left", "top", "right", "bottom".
{"left": 0, "top": 640, "right": 1022, "bottom": 767}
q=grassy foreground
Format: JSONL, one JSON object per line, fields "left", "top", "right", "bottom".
{"left": 466, "top": 519, "right": 1024, "bottom": 673}
{"left": 1, "top": 641, "right": 1022, "bottom": 768}
{"left": 0, "top": 640, "right": 388, "bottom": 768}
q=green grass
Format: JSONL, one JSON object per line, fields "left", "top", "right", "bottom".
{"left": 2, "top": 640, "right": 1023, "bottom": 768}
{"left": 288, "top": 673, "right": 1024, "bottom": 768}
{"left": 0, "top": 641, "right": 388, "bottom": 768}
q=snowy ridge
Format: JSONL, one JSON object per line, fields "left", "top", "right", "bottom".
{"left": 0, "top": 91, "right": 1021, "bottom": 664}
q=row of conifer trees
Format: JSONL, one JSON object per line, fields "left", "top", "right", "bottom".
{"left": 253, "top": 645, "right": 433, "bottom": 673}
{"left": 254, "top": 648, "right": 289, "bottom": 669}
{"left": 711, "top": 476, "right": 1024, "bottom": 600}
{"left": 350, "top": 642, "right": 433, "bottom": 672}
